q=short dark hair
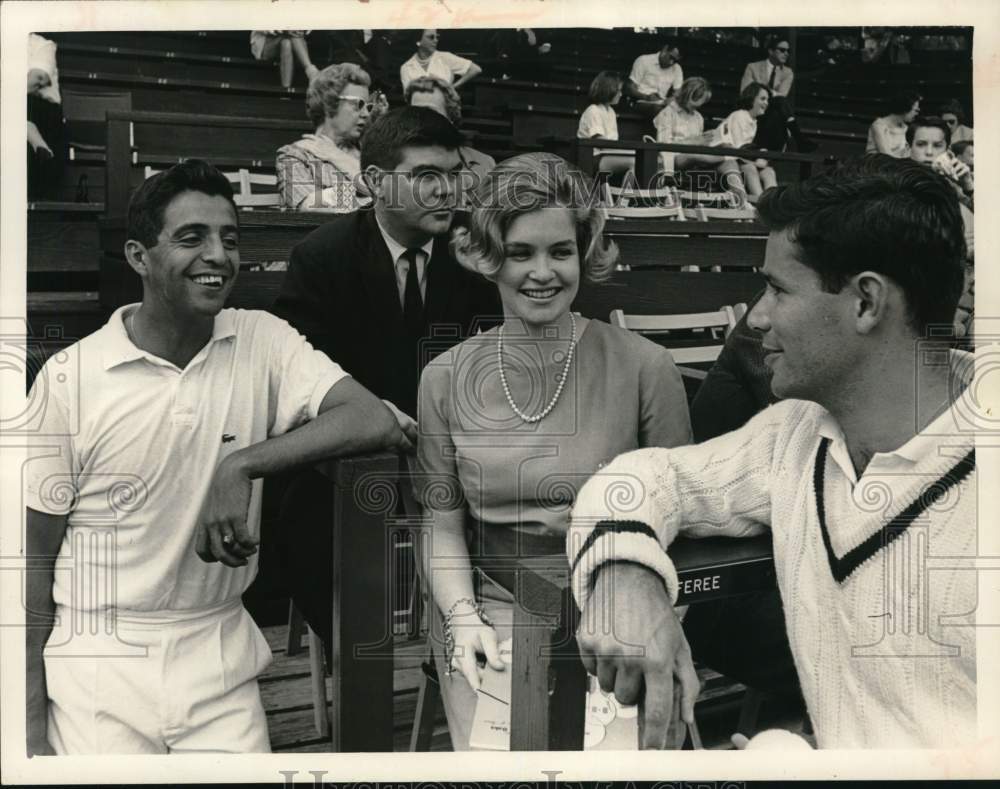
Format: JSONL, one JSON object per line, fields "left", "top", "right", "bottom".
{"left": 659, "top": 38, "right": 678, "bottom": 53}
{"left": 738, "top": 81, "right": 768, "bottom": 110}
{"left": 756, "top": 154, "right": 966, "bottom": 334}
{"left": 951, "top": 139, "right": 973, "bottom": 157}
{"left": 588, "top": 71, "right": 621, "bottom": 104}
{"left": 906, "top": 115, "right": 951, "bottom": 146}
{"left": 127, "top": 159, "right": 237, "bottom": 248}
{"left": 939, "top": 99, "right": 966, "bottom": 124}
{"left": 887, "top": 88, "right": 922, "bottom": 116}
{"left": 360, "top": 106, "right": 463, "bottom": 171}
{"left": 765, "top": 35, "right": 789, "bottom": 51}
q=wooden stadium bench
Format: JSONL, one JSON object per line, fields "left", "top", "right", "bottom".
{"left": 54, "top": 40, "right": 274, "bottom": 85}
{"left": 509, "top": 103, "right": 650, "bottom": 148}
{"left": 103, "top": 110, "right": 311, "bottom": 216}
{"left": 475, "top": 78, "right": 589, "bottom": 112}
{"left": 604, "top": 218, "right": 767, "bottom": 270}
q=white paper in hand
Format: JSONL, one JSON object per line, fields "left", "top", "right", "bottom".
{"left": 468, "top": 662, "right": 511, "bottom": 751}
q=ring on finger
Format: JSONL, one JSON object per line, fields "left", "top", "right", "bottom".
{"left": 222, "top": 534, "right": 235, "bottom": 546}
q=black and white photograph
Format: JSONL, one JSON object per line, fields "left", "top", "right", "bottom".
{"left": 2, "top": 0, "right": 998, "bottom": 783}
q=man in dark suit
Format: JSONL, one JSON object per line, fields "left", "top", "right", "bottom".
{"left": 740, "top": 36, "right": 817, "bottom": 153}
{"left": 269, "top": 107, "right": 501, "bottom": 644}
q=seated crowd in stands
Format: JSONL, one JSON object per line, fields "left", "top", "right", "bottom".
{"left": 25, "top": 26, "right": 979, "bottom": 757}
{"left": 250, "top": 30, "right": 320, "bottom": 88}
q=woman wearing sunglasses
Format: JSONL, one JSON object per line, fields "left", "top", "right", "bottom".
{"left": 276, "top": 63, "right": 388, "bottom": 211}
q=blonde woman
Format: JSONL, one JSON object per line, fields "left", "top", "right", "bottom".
{"left": 652, "top": 76, "right": 713, "bottom": 174}
{"left": 415, "top": 153, "right": 692, "bottom": 750}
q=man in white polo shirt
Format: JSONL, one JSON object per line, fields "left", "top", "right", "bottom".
{"left": 626, "top": 39, "right": 683, "bottom": 117}
{"left": 568, "top": 156, "right": 977, "bottom": 749}
{"left": 24, "top": 159, "right": 403, "bottom": 755}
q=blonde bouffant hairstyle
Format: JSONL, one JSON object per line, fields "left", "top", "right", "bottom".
{"left": 451, "top": 152, "right": 618, "bottom": 283}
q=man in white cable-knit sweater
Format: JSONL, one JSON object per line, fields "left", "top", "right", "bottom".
{"left": 568, "top": 155, "right": 977, "bottom": 749}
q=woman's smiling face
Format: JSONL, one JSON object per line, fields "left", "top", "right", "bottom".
{"left": 494, "top": 208, "right": 581, "bottom": 330}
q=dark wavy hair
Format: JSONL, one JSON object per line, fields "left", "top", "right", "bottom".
{"left": 886, "top": 88, "right": 922, "bottom": 117}
{"left": 360, "top": 106, "right": 463, "bottom": 171}
{"left": 127, "top": 158, "right": 237, "bottom": 248}
{"left": 756, "top": 154, "right": 966, "bottom": 334}
{"left": 737, "top": 81, "right": 769, "bottom": 110}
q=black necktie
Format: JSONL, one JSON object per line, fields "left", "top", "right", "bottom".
{"left": 768, "top": 65, "right": 777, "bottom": 91}
{"left": 402, "top": 248, "right": 424, "bottom": 337}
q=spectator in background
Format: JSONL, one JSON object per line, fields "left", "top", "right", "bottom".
{"left": 626, "top": 39, "right": 683, "bottom": 117}
{"left": 940, "top": 100, "right": 973, "bottom": 143}
{"left": 490, "top": 28, "right": 553, "bottom": 80}
{"left": 276, "top": 63, "right": 386, "bottom": 212}
{"left": 953, "top": 140, "right": 974, "bottom": 169}
{"left": 362, "top": 30, "right": 395, "bottom": 93}
{"left": 725, "top": 82, "right": 777, "bottom": 198}
{"left": 250, "top": 31, "right": 319, "bottom": 89}
{"left": 400, "top": 29, "right": 482, "bottom": 91}
{"left": 269, "top": 108, "right": 501, "bottom": 652}
{"left": 740, "top": 36, "right": 794, "bottom": 98}
{"left": 27, "top": 33, "right": 64, "bottom": 200}
{"left": 741, "top": 36, "right": 817, "bottom": 153}
{"left": 405, "top": 75, "right": 496, "bottom": 184}
{"left": 27, "top": 34, "right": 59, "bottom": 159}
{"left": 866, "top": 89, "right": 921, "bottom": 158}
{"left": 652, "top": 76, "right": 716, "bottom": 175}
{"left": 578, "top": 71, "right": 634, "bottom": 180}
{"left": 907, "top": 116, "right": 974, "bottom": 230}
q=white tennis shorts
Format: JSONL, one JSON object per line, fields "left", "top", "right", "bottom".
{"left": 44, "top": 598, "right": 273, "bottom": 753}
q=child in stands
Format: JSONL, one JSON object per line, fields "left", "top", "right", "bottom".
{"left": 578, "top": 71, "right": 633, "bottom": 180}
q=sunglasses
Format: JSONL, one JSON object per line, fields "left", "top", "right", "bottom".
{"left": 775, "top": 46, "right": 790, "bottom": 53}
{"left": 335, "top": 96, "right": 375, "bottom": 113}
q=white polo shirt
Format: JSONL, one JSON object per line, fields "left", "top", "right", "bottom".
{"left": 25, "top": 306, "right": 348, "bottom": 614}
{"left": 629, "top": 53, "right": 683, "bottom": 98}
{"left": 399, "top": 50, "right": 473, "bottom": 90}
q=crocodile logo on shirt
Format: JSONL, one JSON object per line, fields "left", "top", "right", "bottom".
{"left": 222, "top": 434, "right": 236, "bottom": 443}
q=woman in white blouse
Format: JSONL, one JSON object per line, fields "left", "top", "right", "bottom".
{"left": 577, "top": 71, "right": 633, "bottom": 179}
{"left": 652, "top": 76, "right": 717, "bottom": 175}
{"left": 399, "top": 29, "right": 482, "bottom": 91}
{"left": 866, "top": 89, "right": 921, "bottom": 158}
{"left": 724, "top": 82, "right": 777, "bottom": 197}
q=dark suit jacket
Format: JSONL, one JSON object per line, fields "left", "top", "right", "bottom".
{"left": 689, "top": 290, "right": 776, "bottom": 442}
{"left": 271, "top": 209, "right": 502, "bottom": 416}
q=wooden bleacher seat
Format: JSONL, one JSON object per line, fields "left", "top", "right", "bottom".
{"left": 610, "top": 304, "right": 744, "bottom": 373}
{"left": 104, "top": 110, "right": 310, "bottom": 215}
{"left": 62, "top": 88, "right": 132, "bottom": 159}
{"left": 142, "top": 165, "right": 281, "bottom": 210}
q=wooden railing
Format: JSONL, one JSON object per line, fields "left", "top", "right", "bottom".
{"left": 543, "top": 136, "right": 834, "bottom": 185}
{"left": 324, "top": 451, "right": 775, "bottom": 751}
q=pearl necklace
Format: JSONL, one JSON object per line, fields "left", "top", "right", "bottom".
{"left": 497, "top": 313, "right": 577, "bottom": 423}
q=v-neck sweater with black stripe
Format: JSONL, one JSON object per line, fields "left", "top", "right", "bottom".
{"left": 568, "top": 383, "right": 977, "bottom": 748}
